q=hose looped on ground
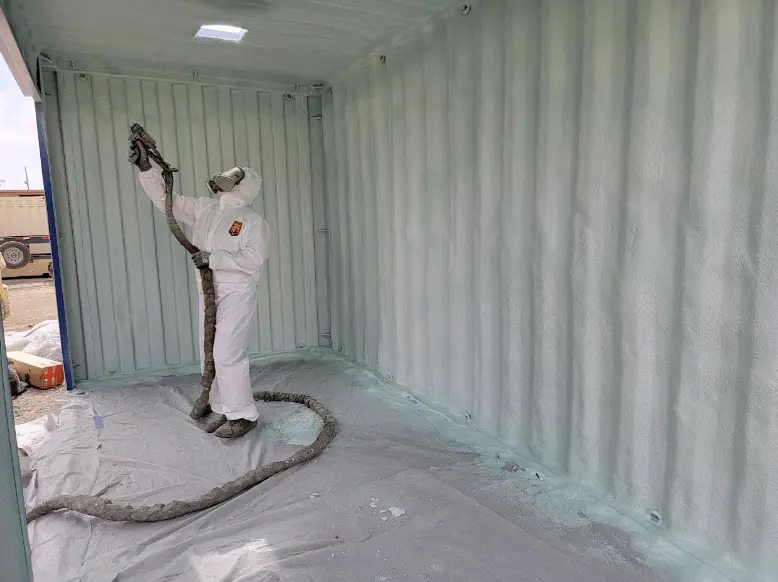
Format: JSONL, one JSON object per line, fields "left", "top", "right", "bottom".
{"left": 25, "top": 126, "right": 337, "bottom": 524}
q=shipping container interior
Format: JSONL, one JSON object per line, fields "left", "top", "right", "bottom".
{"left": 1, "top": 0, "right": 777, "bottom": 581}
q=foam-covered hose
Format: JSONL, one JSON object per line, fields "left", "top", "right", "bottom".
{"left": 27, "top": 392, "right": 337, "bottom": 522}
{"left": 25, "top": 126, "right": 338, "bottom": 523}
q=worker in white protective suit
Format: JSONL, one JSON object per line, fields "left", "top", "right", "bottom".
{"left": 129, "top": 141, "right": 271, "bottom": 439}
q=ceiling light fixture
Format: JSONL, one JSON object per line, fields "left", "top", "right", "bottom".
{"left": 195, "top": 24, "right": 248, "bottom": 42}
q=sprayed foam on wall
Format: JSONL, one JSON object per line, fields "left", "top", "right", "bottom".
{"left": 44, "top": 71, "right": 322, "bottom": 381}
{"left": 323, "top": 0, "right": 778, "bottom": 575}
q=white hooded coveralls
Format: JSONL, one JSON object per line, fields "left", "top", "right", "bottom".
{"left": 138, "top": 162, "right": 271, "bottom": 421}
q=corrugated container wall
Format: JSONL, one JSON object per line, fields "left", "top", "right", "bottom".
{"left": 43, "top": 70, "right": 326, "bottom": 382}
{"left": 323, "top": 0, "right": 778, "bottom": 573}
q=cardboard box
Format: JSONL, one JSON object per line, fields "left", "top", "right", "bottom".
{"left": 7, "top": 351, "right": 64, "bottom": 389}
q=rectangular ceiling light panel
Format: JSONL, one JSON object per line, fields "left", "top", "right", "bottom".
{"left": 195, "top": 25, "right": 248, "bottom": 42}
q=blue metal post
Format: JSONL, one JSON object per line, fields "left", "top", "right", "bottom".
{"left": 34, "top": 101, "right": 74, "bottom": 391}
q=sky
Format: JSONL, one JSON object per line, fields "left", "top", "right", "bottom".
{"left": 0, "top": 55, "right": 43, "bottom": 190}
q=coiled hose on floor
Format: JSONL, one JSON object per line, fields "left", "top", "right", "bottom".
{"left": 25, "top": 125, "right": 337, "bottom": 523}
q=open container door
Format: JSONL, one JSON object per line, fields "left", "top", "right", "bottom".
{"left": 0, "top": 304, "right": 32, "bottom": 582}
{"left": 0, "top": 7, "right": 46, "bottom": 579}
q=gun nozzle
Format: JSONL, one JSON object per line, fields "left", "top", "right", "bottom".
{"left": 129, "top": 123, "right": 157, "bottom": 148}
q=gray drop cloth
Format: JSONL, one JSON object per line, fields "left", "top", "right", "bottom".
{"left": 22, "top": 354, "right": 683, "bottom": 582}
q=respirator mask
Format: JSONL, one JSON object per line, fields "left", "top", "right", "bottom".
{"left": 206, "top": 167, "right": 246, "bottom": 196}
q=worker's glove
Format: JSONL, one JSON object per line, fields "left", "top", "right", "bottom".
{"left": 191, "top": 251, "right": 211, "bottom": 270}
{"left": 128, "top": 139, "right": 152, "bottom": 172}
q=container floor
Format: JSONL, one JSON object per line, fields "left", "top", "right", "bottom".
{"left": 20, "top": 353, "right": 715, "bottom": 581}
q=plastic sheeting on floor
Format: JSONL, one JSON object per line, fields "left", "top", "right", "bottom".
{"left": 21, "top": 354, "right": 729, "bottom": 582}
{"left": 5, "top": 320, "right": 62, "bottom": 362}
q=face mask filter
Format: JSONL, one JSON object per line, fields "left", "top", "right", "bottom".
{"left": 206, "top": 167, "right": 246, "bottom": 196}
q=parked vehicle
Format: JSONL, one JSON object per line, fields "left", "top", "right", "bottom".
{"left": 0, "top": 194, "right": 52, "bottom": 278}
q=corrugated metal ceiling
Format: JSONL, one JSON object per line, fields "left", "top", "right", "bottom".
{"left": 6, "top": 0, "right": 459, "bottom": 85}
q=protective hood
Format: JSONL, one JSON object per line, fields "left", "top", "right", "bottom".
{"left": 219, "top": 167, "right": 262, "bottom": 210}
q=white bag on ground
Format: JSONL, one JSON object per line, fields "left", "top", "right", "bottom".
{"left": 5, "top": 320, "right": 62, "bottom": 362}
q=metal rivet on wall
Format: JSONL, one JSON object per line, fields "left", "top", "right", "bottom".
{"left": 648, "top": 510, "right": 663, "bottom": 525}
{"left": 379, "top": 55, "right": 386, "bottom": 64}
{"left": 461, "top": 3, "right": 472, "bottom": 15}
{"left": 285, "top": 94, "right": 294, "bottom": 101}
{"left": 77, "top": 73, "right": 89, "bottom": 81}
